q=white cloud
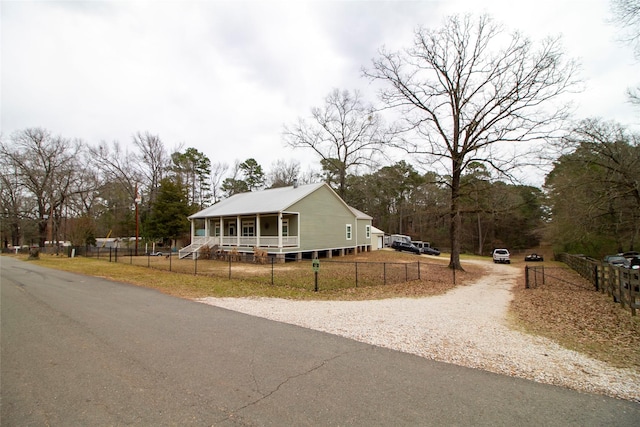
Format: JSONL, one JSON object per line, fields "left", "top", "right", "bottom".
{"left": 2, "top": 0, "right": 638, "bottom": 184}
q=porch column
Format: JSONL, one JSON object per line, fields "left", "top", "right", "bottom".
{"left": 256, "top": 214, "right": 261, "bottom": 248}
{"left": 236, "top": 216, "right": 241, "bottom": 246}
{"left": 220, "top": 216, "right": 224, "bottom": 245}
{"left": 204, "top": 219, "right": 209, "bottom": 239}
{"left": 190, "top": 220, "right": 195, "bottom": 242}
{"left": 278, "top": 212, "right": 283, "bottom": 248}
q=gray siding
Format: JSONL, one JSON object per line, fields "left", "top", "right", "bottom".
{"left": 355, "top": 219, "right": 371, "bottom": 246}
{"left": 288, "top": 185, "right": 357, "bottom": 251}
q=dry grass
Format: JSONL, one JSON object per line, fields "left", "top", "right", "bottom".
{"left": 13, "top": 250, "right": 640, "bottom": 369}
{"left": 509, "top": 263, "right": 640, "bottom": 370}
{"left": 23, "top": 250, "right": 470, "bottom": 300}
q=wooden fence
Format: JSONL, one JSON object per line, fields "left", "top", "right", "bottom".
{"left": 556, "top": 253, "right": 639, "bottom": 316}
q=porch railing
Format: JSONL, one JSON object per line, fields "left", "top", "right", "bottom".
{"left": 192, "top": 235, "right": 298, "bottom": 248}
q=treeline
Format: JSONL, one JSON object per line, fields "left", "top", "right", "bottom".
{"left": 544, "top": 119, "right": 640, "bottom": 257}
{"left": 2, "top": 118, "right": 637, "bottom": 257}
{"left": 0, "top": 127, "right": 540, "bottom": 254}
{"left": 0, "top": 128, "right": 312, "bottom": 249}
{"left": 347, "top": 162, "right": 546, "bottom": 255}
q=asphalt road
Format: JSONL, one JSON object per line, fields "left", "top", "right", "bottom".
{"left": 1, "top": 256, "right": 639, "bottom": 426}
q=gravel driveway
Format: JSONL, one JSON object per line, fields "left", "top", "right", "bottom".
{"left": 198, "top": 260, "right": 640, "bottom": 402}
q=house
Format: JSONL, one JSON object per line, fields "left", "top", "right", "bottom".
{"left": 181, "top": 182, "right": 374, "bottom": 260}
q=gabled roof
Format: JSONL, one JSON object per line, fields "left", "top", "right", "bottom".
{"left": 371, "top": 226, "right": 385, "bottom": 234}
{"left": 189, "top": 182, "right": 327, "bottom": 219}
{"left": 349, "top": 206, "right": 373, "bottom": 220}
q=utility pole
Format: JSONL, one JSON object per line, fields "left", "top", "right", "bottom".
{"left": 135, "top": 185, "right": 142, "bottom": 256}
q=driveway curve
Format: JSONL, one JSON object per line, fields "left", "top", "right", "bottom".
{"left": 199, "top": 261, "right": 640, "bottom": 402}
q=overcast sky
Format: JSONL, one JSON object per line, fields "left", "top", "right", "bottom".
{"left": 2, "top": 0, "right": 638, "bottom": 186}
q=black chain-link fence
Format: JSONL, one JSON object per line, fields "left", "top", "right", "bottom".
{"left": 62, "top": 246, "right": 430, "bottom": 292}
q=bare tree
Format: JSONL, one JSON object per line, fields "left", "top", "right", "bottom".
{"left": 365, "top": 14, "right": 579, "bottom": 269}
{"left": 283, "top": 89, "right": 386, "bottom": 198}
{"left": 0, "top": 157, "right": 26, "bottom": 247}
{"left": 611, "top": 0, "right": 640, "bottom": 104}
{"left": 0, "top": 128, "right": 83, "bottom": 247}
{"left": 209, "top": 161, "right": 229, "bottom": 203}
{"left": 267, "top": 159, "right": 301, "bottom": 188}
{"left": 133, "top": 131, "right": 169, "bottom": 205}
{"left": 612, "top": 0, "right": 640, "bottom": 56}
{"left": 89, "top": 140, "right": 140, "bottom": 202}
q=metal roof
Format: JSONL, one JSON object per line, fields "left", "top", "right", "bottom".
{"left": 349, "top": 206, "right": 373, "bottom": 220}
{"left": 189, "top": 182, "right": 327, "bottom": 219}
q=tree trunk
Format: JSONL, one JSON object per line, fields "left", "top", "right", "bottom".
{"left": 449, "top": 160, "right": 464, "bottom": 271}
{"left": 477, "top": 212, "right": 483, "bottom": 256}
{"left": 38, "top": 220, "right": 47, "bottom": 248}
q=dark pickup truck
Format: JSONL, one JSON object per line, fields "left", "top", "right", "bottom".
{"left": 391, "top": 241, "right": 421, "bottom": 254}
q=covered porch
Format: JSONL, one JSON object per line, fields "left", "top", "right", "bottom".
{"left": 182, "top": 212, "right": 300, "bottom": 258}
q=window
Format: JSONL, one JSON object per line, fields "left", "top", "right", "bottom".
{"left": 346, "top": 224, "right": 352, "bottom": 240}
{"left": 228, "top": 223, "right": 236, "bottom": 236}
{"left": 366, "top": 225, "right": 371, "bottom": 239}
{"left": 242, "top": 221, "right": 255, "bottom": 236}
{"left": 281, "top": 219, "right": 289, "bottom": 236}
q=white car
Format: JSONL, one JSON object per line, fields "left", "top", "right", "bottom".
{"left": 492, "top": 249, "right": 510, "bottom": 264}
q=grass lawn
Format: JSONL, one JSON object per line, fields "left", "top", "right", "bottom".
{"left": 22, "top": 250, "right": 470, "bottom": 300}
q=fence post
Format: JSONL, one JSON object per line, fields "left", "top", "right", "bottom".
{"left": 610, "top": 267, "right": 615, "bottom": 297}
{"left": 418, "top": 261, "right": 421, "bottom": 280}
{"left": 169, "top": 251, "right": 172, "bottom": 272}
{"left": 355, "top": 262, "right": 358, "bottom": 288}
{"left": 525, "top": 266, "right": 530, "bottom": 289}
{"left": 618, "top": 270, "right": 624, "bottom": 306}
{"left": 314, "top": 270, "right": 318, "bottom": 292}
{"left": 271, "top": 256, "right": 274, "bottom": 286}
{"left": 624, "top": 273, "right": 631, "bottom": 315}
{"left": 383, "top": 263, "right": 387, "bottom": 285}
{"left": 228, "top": 255, "right": 232, "bottom": 280}
{"left": 194, "top": 254, "right": 198, "bottom": 275}
{"left": 631, "top": 274, "right": 637, "bottom": 316}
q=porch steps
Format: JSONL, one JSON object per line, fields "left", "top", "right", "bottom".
{"left": 179, "top": 238, "right": 215, "bottom": 260}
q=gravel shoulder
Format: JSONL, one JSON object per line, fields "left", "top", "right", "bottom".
{"left": 197, "top": 260, "right": 640, "bottom": 402}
